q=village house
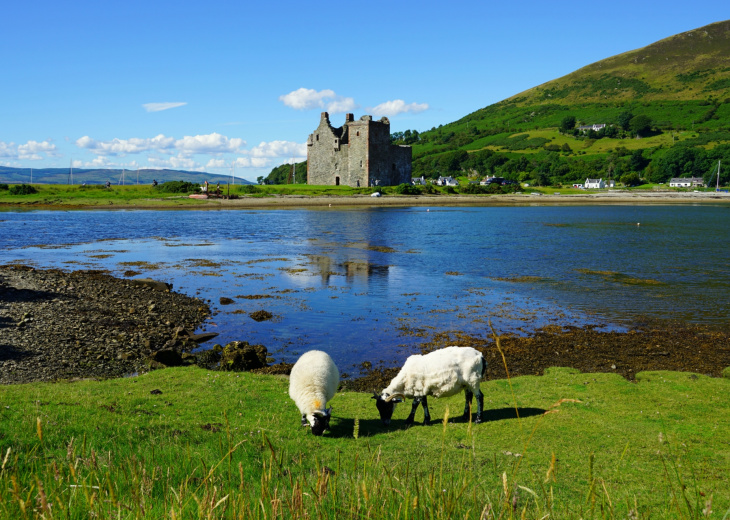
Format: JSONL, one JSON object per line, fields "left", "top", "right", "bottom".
{"left": 436, "top": 176, "right": 459, "bottom": 186}
{"left": 584, "top": 178, "right": 606, "bottom": 189}
{"left": 578, "top": 124, "right": 607, "bottom": 133}
{"left": 669, "top": 177, "right": 705, "bottom": 188}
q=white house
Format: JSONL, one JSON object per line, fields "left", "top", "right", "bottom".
{"left": 584, "top": 178, "right": 606, "bottom": 189}
{"left": 578, "top": 124, "right": 607, "bottom": 133}
{"left": 669, "top": 177, "right": 705, "bottom": 188}
{"left": 436, "top": 176, "right": 459, "bottom": 186}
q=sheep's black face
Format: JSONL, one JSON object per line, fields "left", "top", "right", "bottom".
{"left": 372, "top": 392, "right": 400, "bottom": 425}
{"left": 310, "top": 410, "right": 331, "bottom": 436}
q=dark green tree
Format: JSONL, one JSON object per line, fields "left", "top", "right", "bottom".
{"left": 629, "top": 149, "right": 648, "bottom": 172}
{"left": 651, "top": 145, "right": 707, "bottom": 183}
{"left": 617, "top": 111, "right": 634, "bottom": 131}
{"left": 629, "top": 115, "right": 653, "bottom": 137}
{"left": 621, "top": 172, "right": 641, "bottom": 186}
{"left": 559, "top": 115, "right": 576, "bottom": 133}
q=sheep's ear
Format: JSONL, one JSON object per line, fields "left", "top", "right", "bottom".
{"left": 371, "top": 391, "right": 380, "bottom": 400}
{"left": 325, "top": 407, "right": 332, "bottom": 415}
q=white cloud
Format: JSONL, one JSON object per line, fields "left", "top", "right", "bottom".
{"left": 71, "top": 131, "right": 305, "bottom": 176}
{"left": 279, "top": 88, "right": 358, "bottom": 113}
{"left": 0, "top": 139, "right": 57, "bottom": 160}
{"left": 147, "top": 154, "right": 201, "bottom": 171}
{"left": 175, "top": 133, "right": 246, "bottom": 155}
{"left": 247, "top": 140, "right": 306, "bottom": 159}
{"left": 370, "top": 99, "right": 429, "bottom": 117}
{"left": 206, "top": 158, "right": 228, "bottom": 169}
{"left": 326, "top": 97, "right": 358, "bottom": 113}
{"left": 75, "top": 133, "right": 244, "bottom": 156}
{"left": 76, "top": 134, "right": 176, "bottom": 156}
{"left": 0, "top": 141, "right": 17, "bottom": 158}
{"left": 143, "top": 102, "right": 187, "bottom": 112}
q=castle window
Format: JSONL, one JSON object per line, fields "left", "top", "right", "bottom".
{"left": 316, "top": 134, "right": 319, "bottom": 141}
{"left": 356, "top": 131, "right": 360, "bottom": 137}
{"left": 360, "top": 160, "right": 363, "bottom": 168}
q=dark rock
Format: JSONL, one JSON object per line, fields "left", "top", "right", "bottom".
{"left": 220, "top": 341, "right": 268, "bottom": 371}
{"left": 188, "top": 332, "right": 219, "bottom": 344}
{"left": 130, "top": 278, "right": 172, "bottom": 292}
{"left": 219, "top": 297, "right": 235, "bottom": 305}
{"left": 149, "top": 349, "right": 183, "bottom": 367}
{"left": 249, "top": 310, "right": 273, "bottom": 322}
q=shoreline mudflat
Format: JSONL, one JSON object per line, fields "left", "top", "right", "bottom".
{"left": 213, "top": 190, "right": 730, "bottom": 208}
{"left": 2, "top": 266, "right": 729, "bottom": 386}
{"left": 2, "top": 190, "right": 730, "bottom": 211}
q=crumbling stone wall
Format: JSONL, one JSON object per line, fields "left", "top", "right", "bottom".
{"left": 307, "top": 112, "right": 411, "bottom": 187}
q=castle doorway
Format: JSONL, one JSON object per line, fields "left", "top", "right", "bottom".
{"left": 335, "top": 176, "right": 340, "bottom": 186}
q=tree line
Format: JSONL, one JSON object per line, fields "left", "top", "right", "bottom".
{"left": 411, "top": 144, "right": 730, "bottom": 187}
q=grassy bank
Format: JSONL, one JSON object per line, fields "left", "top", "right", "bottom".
{"left": 0, "top": 183, "right": 385, "bottom": 207}
{"left": 4, "top": 182, "right": 729, "bottom": 209}
{"left": 1, "top": 364, "right": 728, "bottom": 518}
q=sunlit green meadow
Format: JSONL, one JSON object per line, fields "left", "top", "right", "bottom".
{"left": 1, "top": 364, "right": 728, "bottom": 519}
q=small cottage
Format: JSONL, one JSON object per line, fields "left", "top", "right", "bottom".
{"left": 436, "top": 176, "right": 459, "bottom": 186}
{"left": 584, "top": 178, "right": 606, "bottom": 189}
{"left": 669, "top": 177, "right": 705, "bottom": 188}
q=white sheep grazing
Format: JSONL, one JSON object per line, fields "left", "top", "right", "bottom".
{"left": 373, "top": 346, "right": 486, "bottom": 426}
{"left": 288, "top": 350, "right": 340, "bottom": 436}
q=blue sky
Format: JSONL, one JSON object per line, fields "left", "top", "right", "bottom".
{"left": 1, "top": 1, "right": 726, "bottom": 183}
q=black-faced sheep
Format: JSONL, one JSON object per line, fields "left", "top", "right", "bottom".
{"left": 373, "top": 346, "right": 486, "bottom": 426}
{"left": 288, "top": 350, "right": 339, "bottom": 436}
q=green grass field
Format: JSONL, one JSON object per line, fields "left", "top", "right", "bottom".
{"left": 1, "top": 362, "right": 728, "bottom": 518}
{"left": 0, "top": 183, "right": 383, "bottom": 207}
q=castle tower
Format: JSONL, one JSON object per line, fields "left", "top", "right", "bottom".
{"left": 307, "top": 113, "right": 411, "bottom": 187}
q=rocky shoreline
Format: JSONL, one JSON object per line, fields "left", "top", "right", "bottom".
{"left": 2, "top": 266, "right": 729, "bottom": 387}
{"left": 0, "top": 265, "right": 216, "bottom": 384}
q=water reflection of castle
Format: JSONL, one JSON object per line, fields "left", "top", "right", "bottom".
{"left": 307, "top": 255, "right": 389, "bottom": 284}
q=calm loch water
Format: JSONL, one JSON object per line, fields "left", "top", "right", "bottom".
{"left": 1, "top": 204, "right": 729, "bottom": 371}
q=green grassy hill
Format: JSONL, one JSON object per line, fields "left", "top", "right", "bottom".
{"left": 515, "top": 20, "right": 730, "bottom": 105}
{"left": 401, "top": 20, "right": 730, "bottom": 188}
{"left": 267, "top": 21, "right": 730, "bottom": 189}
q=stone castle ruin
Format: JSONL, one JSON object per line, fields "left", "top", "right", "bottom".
{"left": 307, "top": 112, "right": 412, "bottom": 187}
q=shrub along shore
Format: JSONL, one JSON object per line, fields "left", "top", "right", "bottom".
{"left": 1, "top": 266, "right": 730, "bottom": 518}
{"left": 1, "top": 182, "right": 730, "bottom": 209}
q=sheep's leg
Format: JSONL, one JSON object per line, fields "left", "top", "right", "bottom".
{"left": 475, "top": 388, "right": 484, "bottom": 424}
{"left": 405, "top": 398, "right": 420, "bottom": 426}
{"left": 421, "top": 396, "right": 431, "bottom": 425}
{"left": 301, "top": 415, "right": 308, "bottom": 427}
{"left": 462, "top": 390, "right": 474, "bottom": 421}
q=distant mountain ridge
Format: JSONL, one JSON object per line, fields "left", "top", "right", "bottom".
{"left": 0, "top": 166, "right": 253, "bottom": 186}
